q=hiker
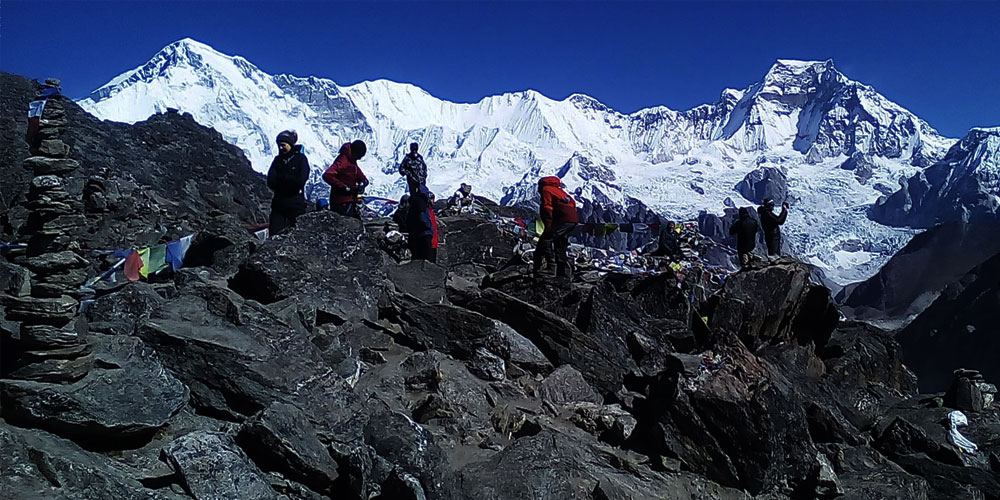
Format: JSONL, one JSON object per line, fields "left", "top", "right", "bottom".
{"left": 399, "top": 142, "right": 427, "bottom": 193}
{"left": 266, "top": 130, "right": 310, "bottom": 235}
{"left": 392, "top": 194, "right": 410, "bottom": 231}
{"left": 757, "top": 198, "right": 788, "bottom": 256}
{"left": 650, "top": 221, "right": 682, "bottom": 258}
{"left": 729, "top": 207, "right": 759, "bottom": 269}
{"left": 533, "top": 176, "right": 578, "bottom": 279}
{"left": 323, "top": 140, "right": 369, "bottom": 218}
{"left": 407, "top": 186, "right": 438, "bottom": 262}
{"left": 446, "top": 183, "right": 474, "bottom": 214}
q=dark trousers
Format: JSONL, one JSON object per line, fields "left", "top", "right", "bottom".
{"left": 269, "top": 208, "right": 300, "bottom": 235}
{"left": 765, "top": 232, "right": 781, "bottom": 256}
{"left": 331, "top": 202, "right": 360, "bottom": 219}
{"left": 533, "top": 222, "right": 576, "bottom": 277}
{"left": 409, "top": 234, "right": 437, "bottom": 263}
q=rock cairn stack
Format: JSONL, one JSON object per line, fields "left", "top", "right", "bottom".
{"left": 5, "top": 79, "right": 93, "bottom": 382}
{"left": 945, "top": 368, "right": 998, "bottom": 412}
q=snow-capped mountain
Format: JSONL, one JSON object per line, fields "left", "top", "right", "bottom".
{"left": 79, "top": 38, "right": 962, "bottom": 284}
{"left": 871, "top": 127, "right": 1000, "bottom": 228}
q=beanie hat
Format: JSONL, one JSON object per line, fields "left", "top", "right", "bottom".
{"left": 763, "top": 198, "right": 774, "bottom": 207}
{"left": 410, "top": 142, "right": 419, "bottom": 152}
{"left": 277, "top": 130, "right": 297, "bottom": 146}
{"left": 351, "top": 140, "right": 367, "bottom": 158}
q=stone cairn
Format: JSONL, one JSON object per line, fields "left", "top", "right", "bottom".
{"left": 4, "top": 79, "right": 94, "bottom": 382}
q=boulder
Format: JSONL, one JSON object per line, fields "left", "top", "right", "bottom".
{"left": 0, "top": 261, "right": 31, "bottom": 296}
{"left": 1, "top": 334, "right": 188, "bottom": 444}
{"left": 236, "top": 401, "right": 339, "bottom": 496}
{"left": 86, "top": 281, "right": 165, "bottom": 335}
{"left": 535, "top": 365, "right": 602, "bottom": 405}
{"left": 735, "top": 166, "right": 788, "bottom": 205}
{"left": 139, "top": 276, "right": 357, "bottom": 420}
{"left": 161, "top": 431, "right": 277, "bottom": 500}
{"left": 5, "top": 295, "right": 78, "bottom": 324}
{"left": 230, "top": 211, "right": 386, "bottom": 324}
{"left": 709, "top": 260, "right": 839, "bottom": 350}
{"left": 363, "top": 409, "right": 453, "bottom": 499}
{"left": 183, "top": 215, "right": 257, "bottom": 277}
{"left": 22, "top": 156, "right": 80, "bottom": 176}
{"left": 0, "top": 423, "right": 178, "bottom": 500}
{"left": 388, "top": 260, "right": 448, "bottom": 304}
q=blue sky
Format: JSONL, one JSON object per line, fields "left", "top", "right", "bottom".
{"left": 2, "top": 1, "right": 998, "bottom": 137}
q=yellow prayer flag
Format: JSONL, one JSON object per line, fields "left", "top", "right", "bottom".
{"left": 138, "top": 248, "right": 151, "bottom": 278}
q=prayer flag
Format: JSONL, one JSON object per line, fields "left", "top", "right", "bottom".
{"left": 125, "top": 250, "right": 142, "bottom": 282}
{"left": 165, "top": 241, "right": 185, "bottom": 271}
{"left": 138, "top": 248, "right": 151, "bottom": 278}
{"left": 147, "top": 244, "right": 168, "bottom": 275}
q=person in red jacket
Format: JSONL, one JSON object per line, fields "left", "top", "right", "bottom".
{"left": 533, "top": 176, "right": 579, "bottom": 280}
{"left": 323, "top": 140, "right": 370, "bottom": 218}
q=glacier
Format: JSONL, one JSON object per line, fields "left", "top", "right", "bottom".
{"left": 78, "top": 38, "right": 961, "bottom": 285}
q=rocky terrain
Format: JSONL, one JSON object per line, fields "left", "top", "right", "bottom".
{"left": 2, "top": 74, "right": 999, "bottom": 500}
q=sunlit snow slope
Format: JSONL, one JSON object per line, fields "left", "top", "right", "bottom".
{"left": 79, "top": 38, "right": 961, "bottom": 284}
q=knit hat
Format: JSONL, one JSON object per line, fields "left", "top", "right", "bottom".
{"left": 276, "top": 130, "right": 297, "bottom": 146}
{"left": 351, "top": 140, "right": 367, "bottom": 159}
{"left": 410, "top": 142, "right": 419, "bottom": 152}
{"left": 763, "top": 198, "right": 775, "bottom": 207}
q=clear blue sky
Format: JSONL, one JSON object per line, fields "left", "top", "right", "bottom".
{"left": 2, "top": 1, "right": 997, "bottom": 137}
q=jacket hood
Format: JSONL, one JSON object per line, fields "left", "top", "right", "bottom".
{"left": 339, "top": 142, "right": 352, "bottom": 157}
{"left": 538, "top": 176, "right": 562, "bottom": 188}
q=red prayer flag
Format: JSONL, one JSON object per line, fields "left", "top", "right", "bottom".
{"left": 124, "top": 250, "right": 142, "bottom": 282}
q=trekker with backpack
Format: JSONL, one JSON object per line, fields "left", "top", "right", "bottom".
{"left": 266, "top": 130, "right": 310, "bottom": 235}
{"left": 757, "top": 198, "right": 788, "bottom": 257}
{"left": 729, "top": 207, "right": 760, "bottom": 269}
{"left": 399, "top": 142, "right": 427, "bottom": 194}
{"left": 407, "top": 186, "right": 439, "bottom": 263}
{"left": 533, "top": 176, "right": 578, "bottom": 280}
{"left": 323, "top": 140, "right": 369, "bottom": 218}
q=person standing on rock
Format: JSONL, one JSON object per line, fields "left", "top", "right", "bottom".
{"left": 407, "top": 186, "right": 439, "bottom": 262}
{"left": 266, "top": 130, "right": 310, "bottom": 235}
{"left": 729, "top": 207, "right": 760, "bottom": 269}
{"left": 399, "top": 142, "right": 427, "bottom": 194}
{"left": 757, "top": 198, "right": 788, "bottom": 257}
{"left": 323, "top": 140, "right": 370, "bottom": 218}
{"left": 533, "top": 176, "right": 578, "bottom": 280}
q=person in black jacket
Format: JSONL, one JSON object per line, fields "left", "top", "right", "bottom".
{"left": 729, "top": 207, "right": 759, "bottom": 269}
{"left": 266, "top": 130, "right": 310, "bottom": 235}
{"left": 757, "top": 198, "right": 788, "bottom": 256}
{"left": 407, "top": 186, "right": 438, "bottom": 262}
{"left": 399, "top": 142, "right": 427, "bottom": 193}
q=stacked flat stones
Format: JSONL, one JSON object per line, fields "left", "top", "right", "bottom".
{"left": 5, "top": 79, "right": 93, "bottom": 382}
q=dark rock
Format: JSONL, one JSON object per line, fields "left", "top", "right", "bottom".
{"left": 455, "top": 427, "right": 748, "bottom": 500}
{"left": 463, "top": 287, "right": 626, "bottom": 395}
{"left": 945, "top": 373, "right": 986, "bottom": 413}
{"left": 5, "top": 295, "right": 77, "bottom": 324}
{"left": 18, "top": 319, "right": 87, "bottom": 349}
{"left": 839, "top": 152, "right": 875, "bottom": 183}
{"left": 709, "top": 260, "right": 839, "bottom": 350}
{"left": 535, "top": 365, "right": 602, "bottom": 405}
{"left": 436, "top": 215, "right": 518, "bottom": 270}
{"left": 565, "top": 402, "right": 637, "bottom": 444}
{"left": 363, "top": 409, "right": 453, "bottom": 499}
{"left": 230, "top": 211, "right": 386, "bottom": 324}
{"left": 1, "top": 334, "right": 188, "bottom": 443}
{"left": 140, "top": 284, "right": 356, "bottom": 420}
{"left": 237, "top": 401, "right": 339, "bottom": 496}
{"left": 735, "top": 165, "right": 788, "bottom": 205}
{"left": 86, "top": 281, "right": 164, "bottom": 335}
{"left": 22, "top": 250, "right": 88, "bottom": 273}
{"left": 0, "top": 423, "right": 178, "bottom": 500}
{"left": 467, "top": 347, "right": 505, "bottom": 381}
{"left": 37, "top": 139, "right": 70, "bottom": 157}
{"left": 0, "top": 260, "right": 31, "bottom": 296}
{"left": 162, "top": 431, "right": 277, "bottom": 500}
{"left": 22, "top": 156, "right": 80, "bottom": 176}
{"left": 183, "top": 215, "right": 257, "bottom": 277}
{"left": 388, "top": 260, "right": 448, "bottom": 304}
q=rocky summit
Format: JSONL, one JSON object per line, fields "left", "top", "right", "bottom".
{"left": 2, "top": 75, "right": 999, "bottom": 500}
